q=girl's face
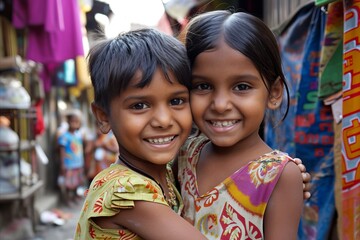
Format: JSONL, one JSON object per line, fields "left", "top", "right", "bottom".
{"left": 93, "top": 67, "right": 192, "bottom": 167}
{"left": 190, "top": 41, "right": 278, "bottom": 148}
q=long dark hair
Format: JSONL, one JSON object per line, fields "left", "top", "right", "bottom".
{"left": 184, "top": 10, "right": 290, "bottom": 121}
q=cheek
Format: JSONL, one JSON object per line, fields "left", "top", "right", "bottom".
{"left": 185, "top": 112, "right": 194, "bottom": 132}
{"left": 177, "top": 107, "right": 193, "bottom": 134}
{"left": 190, "top": 101, "right": 202, "bottom": 123}
{"left": 190, "top": 95, "right": 206, "bottom": 113}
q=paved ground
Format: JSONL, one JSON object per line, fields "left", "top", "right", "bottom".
{"left": 32, "top": 199, "right": 84, "bottom": 240}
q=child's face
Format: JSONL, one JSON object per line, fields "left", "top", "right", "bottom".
{"left": 190, "top": 41, "right": 273, "bottom": 148}
{"left": 96, "top": 67, "right": 192, "bottom": 166}
{"left": 68, "top": 115, "right": 81, "bottom": 131}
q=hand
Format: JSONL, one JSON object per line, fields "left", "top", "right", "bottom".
{"left": 293, "top": 158, "right": 311, "bottom": 200}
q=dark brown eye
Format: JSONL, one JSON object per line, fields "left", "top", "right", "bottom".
{"left": 170, "top": 98, "right": 184, "bottom": 106}
{"left": 234, "top": 83, "right": 251, "bottom": 91}
{"left": 193, "top": 83, "right": 211, "bottom": 90}
{"left": 132, "top": 103, "right": 148, "bottom": 109}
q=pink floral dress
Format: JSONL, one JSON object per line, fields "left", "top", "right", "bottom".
{"left": 177, "top": 134, "right": 293, "bottom": 239}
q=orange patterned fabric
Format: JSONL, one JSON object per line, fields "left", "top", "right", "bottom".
{"left": 342, "top": 1, "right": 360, "bottom": 239}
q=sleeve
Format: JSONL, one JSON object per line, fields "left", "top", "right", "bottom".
{"left": 86, "top": 168, "right": 168, "bottom": 219}
{"left": 57, "top": 132, "right": 67, "bottom": 146}
{"left": 110, "top": 174, "right": 167, "bottom": 209}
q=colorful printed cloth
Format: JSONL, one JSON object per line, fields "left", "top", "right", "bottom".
{"left": 12, "top": 0, "right": 84, "bottom": 63}
{"left": 318, "top": 0, "right": 343, "bottom": 99}
{"left": 58, "top": 131, "right": 84, "bottom": 169}
{"left": 177, "top": 134, "right": 292, "bottom": 239}
{"left": 74, "top": 163, "right": 183, "bottom": 240}
{"left": 342, "top": 1, "right": 360, "bottom": 239}
{"left": 267, "top": 3, "right": 336, "bottom": 239}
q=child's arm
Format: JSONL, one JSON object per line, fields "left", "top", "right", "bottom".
{"left": 59, "top": 146, "right": 66, "bottom": 176}
{"left": 94, "top": 200, "right": 207, "bottom": 240}
{"left": 264, "top": 161, "right": 303, "bottom": 240}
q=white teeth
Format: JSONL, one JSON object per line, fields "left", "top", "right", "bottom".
{"left": 211, "top": 120, "right": 237, "bottom": 127}
{"left": 147, "top": 136, "right": 175, "bottom": 144}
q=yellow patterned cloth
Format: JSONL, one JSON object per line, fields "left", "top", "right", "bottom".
{"left": 178, "top": 134, "right": 292, "bottom": 239}
{"left": 74, "top": 163, "right": 182, "bottom": 239}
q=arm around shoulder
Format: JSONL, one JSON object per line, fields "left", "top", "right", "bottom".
{"left": 264, "top": 161, "right": 303, "bottom": 240}
{"left": 99, "top": 200, "right": 206, "bottom": 240}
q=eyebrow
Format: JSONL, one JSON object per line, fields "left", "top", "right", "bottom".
{"left": 123, "top": 89, "right": 189, "bottom": 101}
{"left": 192, "top": 73, "right": 260, "bottom": 82}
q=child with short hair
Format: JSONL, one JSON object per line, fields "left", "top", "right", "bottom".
{"left": 177, "top": 10, "right": 304, "bottom": 239}
{"left": 74, "top": 28, "right": 206, "bottom": 239}
{"left": 58, "top": 109, "right": 85, "bottom": 206}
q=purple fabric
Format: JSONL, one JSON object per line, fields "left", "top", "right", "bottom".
{"left": 12, "top": 0, "right": 84, "bottom": 63}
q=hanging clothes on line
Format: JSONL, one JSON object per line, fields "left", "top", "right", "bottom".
{"left": 12, "top": 0, "right": 84, "bottom": 63}
{"left": 12, "top": 0, "right": 85, "bottom": 93}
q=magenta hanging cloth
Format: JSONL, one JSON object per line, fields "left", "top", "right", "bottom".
{"left": 12, "top": 0, "right": 84, "bottom": 63}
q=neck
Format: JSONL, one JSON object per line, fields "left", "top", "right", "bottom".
{"left": 118, "top": 154, "right": 166, "bottom": 184}
{"left": 119, "top": 154, "right": 157, "bottom": 182}
{"left": 118, "top": 154, "right": 178, "bottom": 208}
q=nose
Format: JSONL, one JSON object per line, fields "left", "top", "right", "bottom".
{"left": 150, "top": 105, "right": 173, "bottom": 128}
{"left": 211, "top": 90, "right": 232, "bottom": 113}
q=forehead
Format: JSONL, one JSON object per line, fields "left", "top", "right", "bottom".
{"left": 68, "top": 115, "right": 81, "bottom": 121}
{"left": 127, "top": 68, "right": 180, "bottom": 88}
{"left": 120, "top": 68, "right": 187, "bottom": 96}
{"left": 192, "top": 42, "right": 261, "bottom": 80}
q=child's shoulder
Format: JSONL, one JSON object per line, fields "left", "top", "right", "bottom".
{"left": 91, "top": 164, "right": 154, "bottom": 186}
{"left": 89, "top": 164, "right": 166, "bottom": 200}
{"left": 255, "top": 150, "right": 293, "bottom": 164}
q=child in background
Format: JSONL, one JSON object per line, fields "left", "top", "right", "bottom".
{"left": 74, "top": 28, "right": 206, "bottom": 239}
{"left": 177, "top": 10, "right": 304, "bottom": 239}
{"left": 86, "top": 126, "right": 119, "bottom": 184}
{"left": 58, "top": 109, "right": 85, "bottom": 206}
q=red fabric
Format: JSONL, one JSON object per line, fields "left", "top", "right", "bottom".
{"left": 34, "top": 100, "right": 45, "bottom": 136}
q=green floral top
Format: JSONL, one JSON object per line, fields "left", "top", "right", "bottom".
{"left": 74, "top": 163, "right": 182, "bottom": 239}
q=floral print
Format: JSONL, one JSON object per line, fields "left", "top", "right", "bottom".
{"left": 74, "top": 164, "right": 179, "bottom": 240}
{"left": 178, "top": 135, "right": 292, "bottom": 239}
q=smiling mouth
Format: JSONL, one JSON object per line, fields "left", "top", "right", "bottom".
{"left": 210, "top": 120, "right": 238, "bottom": 127}
{"left": 146, "top": 136, "right": 176, "bottom": 144}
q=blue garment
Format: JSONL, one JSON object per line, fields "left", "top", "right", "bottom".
{"left": 265, "top": 3, "right": 335, "bottom": 239}
{"left": 58, "top": 131, "right": 84, "bottom": 169}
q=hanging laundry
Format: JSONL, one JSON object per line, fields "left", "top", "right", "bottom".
{"left": 12, "top": 0, "right": 84, "bottom": 63}
{"left": 341, "top": 1, "right": 360, "bottom": 239}
{"left": 318, "top": 1, "right": 343, "bottom": 100}
{"left": 265, "top": 2, "right": 335, "bottom": 239}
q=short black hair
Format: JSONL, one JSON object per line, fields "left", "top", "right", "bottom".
{"left": 88, "top": 28, "right": 191, "bottom": 113}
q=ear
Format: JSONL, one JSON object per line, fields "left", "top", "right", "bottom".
{"left": 91, "top": 102, "right": 111, "bottom": 134}
{"left": 267, "top": 77, "right": 284, "bottom": 110}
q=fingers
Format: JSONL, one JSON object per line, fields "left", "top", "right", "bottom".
{"left": 293, "top": 158, "right": 307, "bottom": 173}
{"left": 298, "top": 164, "right": 306, "bottom": 173}
{"left": 302, "top": 172, "right": 311, "bottom": 183}
{"left": 303, "top": 191, "right": 311, "bottom": 200}
{"left": 293, "top": 157, "right": 302, "bottom": 164}
{"left": 294, "top": 157, "right": 312, "bottom": 200}
{"left": 302, "top": 172, "right": 312, "bottom": 200}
